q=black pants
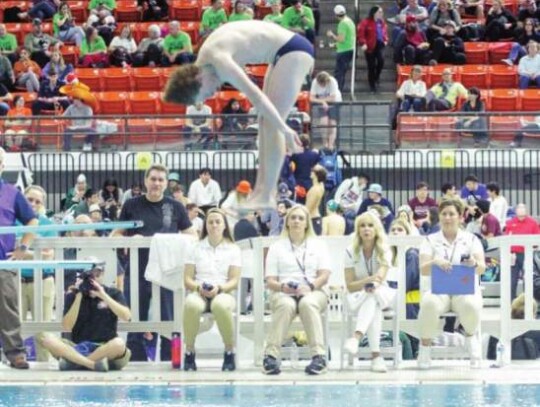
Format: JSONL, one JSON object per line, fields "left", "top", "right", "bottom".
{"left": 485, "top": 20, "right": 514, "bottom": 42}
{"left": 431, "top": 38, "right": 466, "bottom": 65}
{"left": 365, "top": 41, "right": 385, "bottom": 92}
{"left": 132, "top": 44, "right": 163, "bottom": 67}
{"left": 403, "top": 45, "right": 432, "bottom": 65}
{"left": 511, "top": 253, "right": 524, "bottom": 301}
{"left": 334, "top": 50, "right": 353, "bottom": 92}
{"left": 514, "top": 123, "right": 540, "bottom": 146}
{"left": 31, "top": 99, "right": 70, "bottom": 115}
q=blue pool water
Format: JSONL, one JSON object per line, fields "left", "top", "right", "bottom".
{"left": 1, "top": 384, "right": 540, "bottom": 407}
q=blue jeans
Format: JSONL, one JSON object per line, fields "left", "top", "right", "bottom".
{"left": 29, "top": 2, "right": 56, "bottom": 20}
{"left": 400, "top": 96, "right": 425, "bottom": 112}
{"left": 63, "top": 127, "right": 97, "bottom": 151}
{"left": 0, "top": 102, "right": 9, "bottom": 116}
{"left": 161, "top": 52, "right": 195, "bottom": 66}
{"left": 334, "top": 50, "right": 354, "bottom": 92}
{"left": 509, "top": 43, "right": 526, "bottom": 62}
{"left": 519, "top": 75, "right": 540, "bottom": 89}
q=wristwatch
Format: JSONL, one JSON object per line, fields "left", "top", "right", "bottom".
{"left": 18, "top": 244, "right": 28, "bottom": 252}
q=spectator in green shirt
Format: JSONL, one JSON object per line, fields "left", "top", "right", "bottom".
{"left": 79, "top": 26, "right": 109, "bottom": 68}
{"left": 162, "top": 21, "right": 195, "bottom": 67}
{"left": 53, "top": 2, "right": 85, "bottom": 46}
{"left": 282, "top": 0, "right": 315, "bottom": 43}
{"left": 24, "top": 18, "right": 62, "bottom": 68}
{"left": 326, "top": 5, "right": 356, "bottom": 92}
{"left": 229, "top": 1, "right": 254, "bottom": 22}
{"left": 201, "top": 0, "right": 228, "bottom": 39}
{"left": 0, "top": 24, "right": 18, "bottom": 66}
{"left": 263, "top": 1, "right": 283, "bottom": 25}
{"left": 88, "top": 0, "right": 116, "bottom": 19}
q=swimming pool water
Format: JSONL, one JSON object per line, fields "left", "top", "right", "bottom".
{"left": 1, "top": 384, "right": 539, "bottom": 407}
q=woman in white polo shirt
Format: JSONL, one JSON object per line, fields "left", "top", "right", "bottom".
{"left": 183, "top": 208, "right": 242, "bottom": 372}
{"left": 343, "top": 211, "right": 394, "bottom": 373}
{"left": 262, "top": 204, "right": 331, "bottom": 376}
{"left": 417, "top": 198, "right": 485, "bottom": 369}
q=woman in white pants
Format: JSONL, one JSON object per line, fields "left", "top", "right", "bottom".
{"left": 417, "top": 198, "right": 485, "bottom": 369}
{"left": 343, "top": 211, "right": 394, "bottom": 373}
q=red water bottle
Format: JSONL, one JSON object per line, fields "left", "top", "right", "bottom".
{"left": 171, "top": 332, "right": 182, "bottom": 369}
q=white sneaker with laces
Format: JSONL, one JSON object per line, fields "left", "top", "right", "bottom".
{"left": 344, "top": 337, "right": 359, "bottom": 355}
{"left": 371, "top": 356, "right": 388, "bottom": 373}
{"left": 466, "top": 335, "right": 482, "bottom": 368}
{"left": 501, "top": 58, "right": 513, "bottom": 66}
{"left": 417, "top": 345, "right": 432, "bottom": 370}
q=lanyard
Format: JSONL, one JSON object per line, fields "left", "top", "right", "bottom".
{"left": 290, "top": 239, "right": 306, "bottom": 274}
{"left": 363, "top": 251, "right": 374, "bottom": 276}
{"left": 444, "top": 240, "right": 458, "bottom": 262}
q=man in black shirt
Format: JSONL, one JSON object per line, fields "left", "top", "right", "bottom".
{"left": 112, "top": 163, "right": 196, "bottom": 361}
{"left": 38, "top": 259, "right": 132, "bottom": 371}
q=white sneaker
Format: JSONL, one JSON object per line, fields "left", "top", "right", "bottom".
{"left": 344, "top": 337, "right": 359, "bottom": 355}
{"left": 371, "top": 356, "right": 388, "bottom": 373}
{"left": 82, "top": 143, "right": 92, "bottom": 151}
{"left": 466, "top": 335, "right": 482, "bottom": 368}
{"left": 501, "top": 58, "right": 513, "bottom": 66}
{"left": 417, "top": 345, "right": 432, "bottom": 370}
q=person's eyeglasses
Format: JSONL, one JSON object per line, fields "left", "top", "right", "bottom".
{"left": 27, "top": 197, "right": 43, "bottom": 205}
{"left": 289, "top": 214, "right": 306, "bottom": 221}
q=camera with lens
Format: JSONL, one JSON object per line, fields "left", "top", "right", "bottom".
{"left": 202, "top": 282, "right": 214, "bottom": 291}
{"left": 78, "top": 270, "right": 95, "bottom": 296}
{"left": 287, "top": 281, "right": 299, "bottom": 290}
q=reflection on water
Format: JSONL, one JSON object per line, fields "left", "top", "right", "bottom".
{"left": 1, "top": 384, "right": 540, "bottom": 407}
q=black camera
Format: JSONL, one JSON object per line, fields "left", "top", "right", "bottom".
{"left": 78, "top": 270, "right": 95, "bottom": 296}
{"left": 202, "top": 282, "right": 214, "bottom": 291}
{"left": 287, "top": 281, "right": 299, "bottom": 290}
{"left": 365, "top": 283, "right": 375, "bottom": 289}
{"left": 461, "top": 254, "right": 471, "bottom": 263}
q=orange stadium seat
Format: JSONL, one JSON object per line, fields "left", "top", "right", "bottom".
{"left": 127, "top": 118, "right": 156, "bottom": 145}
{"left": 5, "top": 23, "right": 24, "bottom": 45}
{"left": 205, "top": 95, "right": 220, "bottom": 113}
{"left": 169, "top": 0, "right": 202, "bottom": 21}
{"left": 129, "top": 91, "right": 161, "bottom": 115}
{"left": 75, "top": 68, "right": 103, "bottom": 91}
{"left": 255, "top": 3, "right": 273, "bottom": 19}
{"left": 103, "top": 68, "right": 133, "bottom": 92}
{"left": 426, "top": 65, "right": 457, "bottom": 87}
{"left": 428, "top": 117, "right": 458, "bottom": 144}
{"left": 464, "top": 42, "right": 489, "bottom": 64}
{"left": 115, "top": 0, "right": 142, "bottom": 22}
{"left": 215, "top": 90, "right": 251, "bottom": 113}
{"left": 489, "top": 65, "right": 518, "bottom": 88}
{"left": 396, "top": 116, "right": 428, "bottom": 146}
{"left": 155, "top": 118, "right": 185, "bottom": 145}
{"left": 68, "top": 1, "right": 88, "bottom": 23}
{"left": 133, "top": 67, "right": 163, "bottom": 91}
{"left": 296, "top": 91, "right": 310, "bottom": 113}
{"left": 159, "top": 93, "right": 188, "bottom": 114}
{"left": 97, "top": 92, "right": 130, "bottom": 114}
{"left": 489, "top": 89, "right": 518, "bottom": 111}
{"left": 34, "top": 119, "right": 63, "bottom": 150}
{"left": 179, "top": 21, "right": 200, "bottom": 44}
{"left": 520, "top": 89, "right": 540, "bottom": 111}
{"left": 489, "top": 42, "right": 513, "bottom": 64}
{"left": 60, "top": 45, "right": 80, "bottom": 66}
{"left": 246, "top": 64, "right": 269, "bottom": 89}
{"left": 489, "top": 116, "right": 520, "bottom": 142}
{"left": 459, "top": 65, "right": 488, "bottom": 89}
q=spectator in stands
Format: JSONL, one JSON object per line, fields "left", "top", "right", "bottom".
{"left": 475, "top": 199, "right": 502, "bottom": 238}
{"left": 19, "top": 0, "right": 60, "bottom": 22}
{"left": 439, "top": 182, "right": 457, "bottom": 202}
{"left": 505, "top": 203, "right": 540, "bottom": 300}
{"left": 24, "top": 18, "right": 62, "bottom": 68}
{"left": 42, "top": 49, "right": 73, "bottom": 82}
{"left": 99, "top": 178, "right": 123, "bottom": 221}
{"left": 305, "top": 165, "right": 326, "bottom": 235}
{"left": 357, "top": 6, "right": 388, "bottom": 94}
{"left": 188, "top": 168, "right": 223, "bottom": 213}
{"left": 53, "top": 2, "right": 85, "bottom": 46}
{"left": 4, "top": 96, "right": 31, "bottom": 150}
{"left": 326, "top": 5, "right": 356, "bottom": 92}
{"left": 321, "top": 199, "right": 346, "bottom": 235}
{"left": 517, "top": 0, "right": 540, "bottom": 26}
{"left": 394, "top": 16, "right": 432, "bottom": 65}
{"left": 164, "top": 172, "right": 181, "bottom": 197}
{"left": 357, "top": 183, "right": 394, "bottom": 232}
{"left": 221, "top": 180, "right": 252, "bottom": 229}
{"left": 485, "top": 0, "right": 517, "bottom": 42}
{"left": 89, "top": 204, "right": 103, "bottom": 223}
{"left": 88, "top": 0, "right": 116, "bottom": 19}
{"left": 79, "top": 26, "right": 109, "bottom": 68}
{"left": 389, "top": 0, "right": 429, "bottom": 46}
{"left": 183, "top": 208, "right": 241, "bottom": 372}
{"left": 343, "top": 211, "right": 394, "bottom": 373}
{"left": 186, "top": 203, "right": 204, "bottom": 237}
{"left": 396, "top": 204, "right": 420, "bottom": 235}
{"left": 461, "top": 174, "right": 488, "bottom": 204}
{"left": 14, "top": 47, "right": 41, "bottom": 93}
{"left": 309, "top": 71, "right": 341, "bottom": 150}
{"left": 455, "top": 86, "right": 488, "bottom": 147}
{"left": 200, "top": 0, "right": 228, "bottom": 40}
{"left": 0, "top": 24, "right": 19, "bottom": 66}
{"left": 32, "top": 67, "right": 70, "bottom": 115}
{"left": 132, "top": 24, "right": 163, "bottom": 67}
{"left": 122, "top": 183, "right": 143, "bottom": 204}
{"left": 138, "top": 0, "right": 169, "bottom": 21}
{"left": 425, "top": 68, "right": 468, "bottom": 111}
{"left": 73, "top": 188, "right": 100, "bottom": 216}
{"left": 334, "top": 172, "right": 369, "bottom": 221}
{"left": 518, "top": 40, "right": 540, "bottom": 89}
{"left": 112, "top": 164, "right": 195, "bottom": 362}
{"left": 229, "top": 0, "right": 254, "bottom": 21}
{"left": 62, "top": 84, "right": 96, "bottom": 151}
{"left": 162, "top": 21, "right": 194, "bottom": 67}
{"left": 502, "top": 18, "right": 540, "bottom": 66}
{"left": 39, "top": 259, "right": 131, "bottom": 372}
{"left": 282, "top": 0, "right": 316, "bottom": 44}
{"left": 88, "top": 13, "right": 117, "bottom": 46}
{"left": 429, "top": 21, "right": 466, "bottom": 65}
{"left": 171, "top": 184, "right": 190, "bottom": 207}
{"left": 408, "top": 181, "right": 437, "bottom": 228}
{"left": 0, "top": 54, "right": 15, "bottom": 92}
{"left": 486, "top": 182, "right": 509, "bottom": 228}
{"left": 512, "top": 113, "right": 540, "bottom": 147}
{"left": 264, "top": 0, "right": 284, "bottom": 25}
{"left": 396, "top": 65, "right": 427, "bottom": 113}
{"left": 109, "top": 25, "right": 137, "bottom": 67}
{"left": 261, "top": 199, "right": 291, "bottom": 236}
{"left": 262, "top": 204, "right": 331, "bottom": 375}
{"left": 457, "top": 0, "right": 485, "bottom": 24}
{"left": 417, "top": 198, "right": 485, "bottom": 369}
{"left": 220, "top": 98, "right": 250, "bottom": 142}
{"left": 63, "top": 174, "right": 90, "bottom": 211}
{"left": 291, "top": 134, "right": 320, "bottom": 203}
{"left": 0, "top": 81, "right": 12, "bottom": 120}
{"left": 426, "top": 0, "right": 464, "bottom": 42}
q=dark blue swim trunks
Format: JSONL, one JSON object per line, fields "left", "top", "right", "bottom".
{"left": 274, "top": 34, "right": 315, "bottom": 64}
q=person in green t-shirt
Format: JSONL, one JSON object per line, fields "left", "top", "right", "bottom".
{"left": 201, "top": 0, "right": 228, "bottom": 39}
{"left": 0, "top": 24, "right": 18, "bottom": 66}
{"left": 79, "top": 26, "right": 108, "bottom": 67}
{"left": 263, "top": 1, "right": 283, "bottom": 26}
{"left": 88, "top": 0, "right": 116, "bottom": 18}
{"left": 53, "top": 3, "right": 85, "bottom": 46}
{"left": 281, "top": 0, "right": 315, "bottom": 43}
{"left": 162, "top": 21, "right": 195, "bottom": 66}
{"left": 326, "top": 4, "right": 356, "bottom": 92}
{"left": 229, "top": 1, "right": 254, "bottom": 22}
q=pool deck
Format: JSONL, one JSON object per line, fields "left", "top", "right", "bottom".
{"left": 2, "top": 361, "right": 540, "bottom": 385}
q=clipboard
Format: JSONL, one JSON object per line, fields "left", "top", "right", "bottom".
{"left": 431, "top": 264, "right": 476, "bottom": 295}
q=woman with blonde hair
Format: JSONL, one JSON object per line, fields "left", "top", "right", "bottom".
{"left": 343, "top": 210, "right": 394, "bottom": 372}
{"left": 183, "top": 208, "right": 242, "bottom": 372}
{"left": 262, "top": 204, "right": 331, "bottom": 375}
{"left": 42, "top": 49, "right": 73, "bottom": 82}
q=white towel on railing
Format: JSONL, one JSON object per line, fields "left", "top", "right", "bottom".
{"left": 144, "top": 233, "right": 197, "bottom": 290}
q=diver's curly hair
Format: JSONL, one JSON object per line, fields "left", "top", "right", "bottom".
{"left": 163, "top": 64, "right": 202, "bottom": 106}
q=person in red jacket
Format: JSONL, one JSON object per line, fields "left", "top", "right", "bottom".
{"left": 357, "top": 6, "right": 388, "bottom": 93}
{"left": 505, "top": 203, "right": 540, "bottom": 300}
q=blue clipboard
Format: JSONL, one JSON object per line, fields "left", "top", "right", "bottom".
{"left": 431, "top": 265, "right": 476, "bottom": 295}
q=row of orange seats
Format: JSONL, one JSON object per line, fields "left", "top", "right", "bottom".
{"left": 72, "top": 65, "right": 268, "bottom": 92}
{"left": 397, "top": 64, "right": 523, "bottom": 89}
{"left": 464, "top": 42, "right": 514, "bottom": 65}
{"left": 13, "top": 90, "right": 310, "bottom": 115}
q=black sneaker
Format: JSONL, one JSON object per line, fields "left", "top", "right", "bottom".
{"left": 184, "top": 352, "right": 197, "bottom": 371}
{"left": 262, "top": 355, "right": 281, "bottom": 375}
{"left": 305, "top": 355, "right": 327, "bottom": 375}
{"left": 222, "top": 351, "right": 236, "bottom": 371}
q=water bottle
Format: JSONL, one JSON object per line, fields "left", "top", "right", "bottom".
{"left": 290, "top": 342, "right": 299, "bottom": 369}
{"left": 496, "top": 341, "right": 505, "bottom": 367}
{"left": 171, "top": 332, "right": 182, "bottom": 369}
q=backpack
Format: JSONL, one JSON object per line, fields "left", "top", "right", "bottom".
{"left": 319, "top": 149, "right": 342, "bottom": 191}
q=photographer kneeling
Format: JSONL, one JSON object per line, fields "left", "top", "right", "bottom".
{"left": 38, "top": 258, "right": 132, "bottom": 371}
